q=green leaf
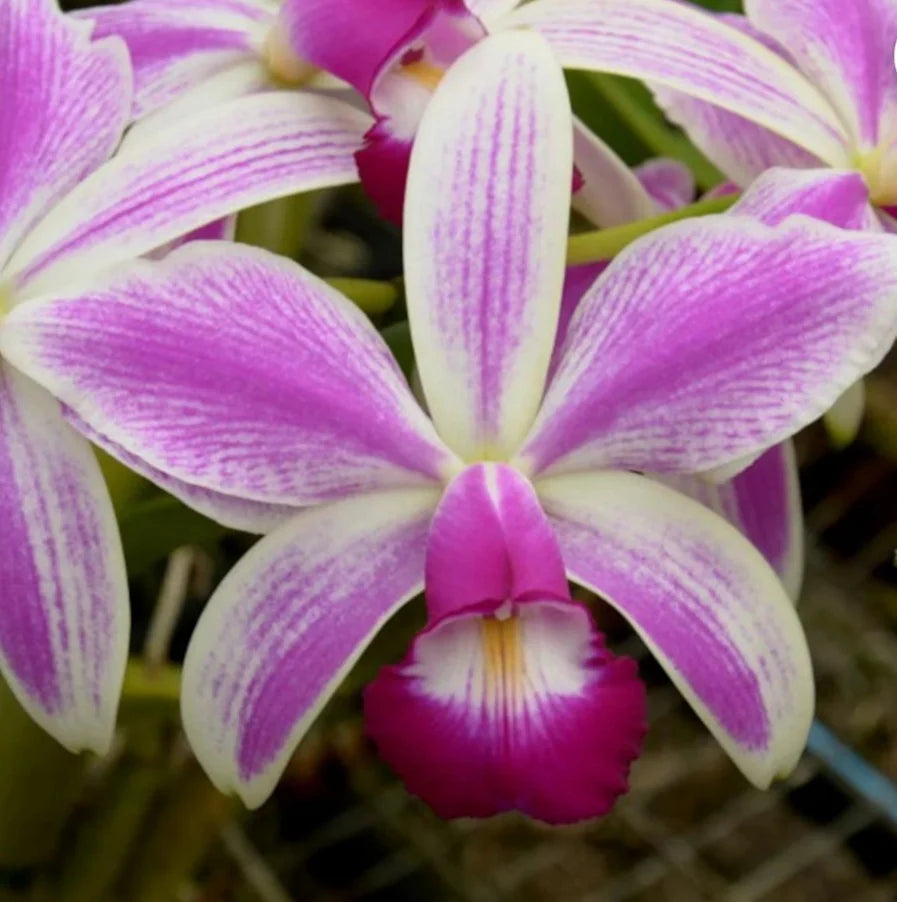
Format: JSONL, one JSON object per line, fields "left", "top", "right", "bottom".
{"left": 119, "top": 495, "right": 231, "bottom": 577}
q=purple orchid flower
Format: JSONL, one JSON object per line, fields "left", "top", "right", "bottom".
{"left": 80, "top": 0, "right": 681, "bottom": 227}
{"left": 6, "top": 33, "right": 897, "bottom": 819}
{"left": 0, "top": 0, "right": 369, "bottom": 752}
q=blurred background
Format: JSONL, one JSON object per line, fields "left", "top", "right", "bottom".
{"left": 2, "top": 0, "right": 895, "bottom": 899}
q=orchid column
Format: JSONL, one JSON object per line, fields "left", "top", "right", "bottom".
{"left": 8, "top": 32, "right": 897, "bottom": 821}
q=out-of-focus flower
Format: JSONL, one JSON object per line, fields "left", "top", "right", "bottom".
{"left": 0, "top": 0, "right": 368, "bottom": 753}
{"left": 82, "top": 0, "right": 694, "bottom": 225}
{"left": 7, "top": 33, "right": 897, "bottom": 818}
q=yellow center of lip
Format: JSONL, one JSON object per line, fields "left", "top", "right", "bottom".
{"left": 0, "top": 279, "right": 15, "bottom": 318}
{"left": 480, "top": 608, "right": 524, "bottom": 712}
{"left": 402, "top": 59, "right": 445, "bottom": 91}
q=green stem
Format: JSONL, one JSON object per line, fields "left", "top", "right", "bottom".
{"left": 566, "top": 194, "right": 738, "bottom": 265}
{"left": 122, "top": 758, "right": 234, "bottom": 902}
{"left": 326, "top": 277, "right": 399, "bottom": 315}
{"left": 0, "top": 678, "right": 85, "bottom": 871}
{"left": 56, "top": 724, "right": 168, "bottom": 902}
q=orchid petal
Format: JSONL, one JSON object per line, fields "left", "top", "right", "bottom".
{"left": 2, "top": 243, "right": 456, "bottom": 506}
{"left": 365, "top": 598, "right": 645, "bottom": 823}
{"left": 540, "top": 470, "right": 814, "bottom": 787}
{"left": 633, "top": 158, "right": 695, "bottom": 212}
{"left": 549, "top": 262, "right": 608, "bottom": 381}
{"left": 76, "top": 0, "right": 269, "bottom": 118}
{"left": 424, "top": 463, "right": 569, "bottom": 622}
{"left": 8, "top": 92, "right": 369, "bottom": 295}
{"left": 404, "top": 31, "right": 572, "bottom": 461}
{"left": 0, "top": 364, "right": 128, "bottom": 753}
{"left": 518, "top": 216, "right": 897, "bottom": 477}
{"left": 661, "top": 442, "right": 804, "bottom": 601}
{"left": 181, "top": 486, "right": 439, "bottom": 807}
{"left": 505, "top": 0, "right": 851, "bottom": 166}
{"left": 68, "top": 412, "right": 296, "bottom": 534}
{"left": 0, "top": 0, "right": 130, "bottom": 270}
{"left": 573, "top": 119, "right": 656, "bottom": 227}
{"left": 746, "top": 0, "right": 897, "bottom": 148}
{"left": 731, "top": 167, "right": 877, "bottom": 230}
{"left": 274, "top": 0, "right": 433, "bottom": 96}
{"left": 649, "top": 13, "right": 821, "bottom": 188}
{"left": 823, "top": 380, "right": 866, "bottom": 448}
{"left": 123, "top": 59, "right": 272, "bottom": 145}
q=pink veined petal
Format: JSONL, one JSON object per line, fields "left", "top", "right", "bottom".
{"left": 365, "top": 598, "right": 646, "bottom": 824}
{"left": 633, "top": 158, "right": 696, "bottom": 212}
{"left": 8, "top": 91, "right": 370, "bottom": 296}
{"left": 0, "top": 0, "right": 130, "bottom": 270}
{"left": 181, "top": 486, "right": 440, "bottom": 807}
{"left": 366, "top": 461, "right": 645, "bottom": 823}
{"left": 67, "top": 411, "right": 298, "bottom": 535}
{"left": 549, "top": 262, "right": 609, "bottom": 382}
{"left": 2, "top": 243, "right": 458, "bottom": 506}
{"left": 517, "top": 216, "right": 897, "bottom": 478}
{"left": 730, "top": 167, "right": 877, "bottom": 229}
{"left": 823, "top": 379, "right": 867, "bottom": 449}
{"left": 572, "top": 119, "right": 656, "bottom": 227}
{"left": 75, "top": 0, "right": 270, "bottom": 119}
{"left": 273, "top": 0, "right": 434, "bottom": 96}
{"left": 0, "top": 364, "right": 128, "bottom": 753}
{"left": 539, "top": 470, "right": 814, "bottom": 788}
{"left": 147, "top": 214, "right": 238, "bottom": 261}
{"left": 504, "top": 0, "right": 851, "bottom": 167}
{"left": 746, "top": 0, "right": 897, "bottom": 149}
{"left": 650, "top": 13, "right": 821, "bottom": 188}
{"left": 424, "top": 463, "right": 570, "bottom": 622}
{"left": 404, "top": 32, "right": 573, "bottom": 461}
{"left": 661, "top": 442, "right": 804, "bottom": 601}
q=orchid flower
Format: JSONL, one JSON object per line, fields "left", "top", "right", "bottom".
{"left": 7, "top": 33, "right": 897, "bottom": 819}
{"left": 0, "top": 0, "right": 368, "bottom": 752}
{"left": 81, "top": 0, "right": 674, "bottom": 227}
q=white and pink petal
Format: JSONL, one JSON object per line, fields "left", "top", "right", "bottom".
{"left": 539, "top": 470, "right": 814, "bottom": 787}
{"left": 181, "top": 486, "right": 440, "bottom": 807}
{"left": 8, "top": 92, "right": 370, "bottom": 296}
{"left": 0, "top": 364, "right": 128, "bottom": 753}
{"left": 0, "top": 0, "right": 130, "bottom": 269}
{"left": 2, "top": 243, "right": 457, "bottom": 506}
{"left": 518, "top": 216, "right": 897, "bottom": 478}
{"left": 404, "top": 31, "right": 572, "bottom": 461}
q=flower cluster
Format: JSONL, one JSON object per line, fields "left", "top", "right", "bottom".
{"left": 1, "top": 0, "right": 896, "bottom": 824}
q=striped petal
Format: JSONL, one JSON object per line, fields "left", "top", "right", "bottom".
{"left": 746, "top": 0, "right": 897, "bottom": 148}
{"left": 649, "top": 13, "right": 821, "bottom": 188}
{"left": 366, "top": 462, "right": 645, "bottom": 823}
{"left": 2, "top": 243, "right": 457, "bottom": 506}
{"left": 181, "top": 486, "right": 440, "bottom": 807}
{"left": 662, "top": 442, "right": 804, "bottom": 601}
{"left": 517, "top": 216, "right": 897, "bottom": 477}
{"left": 540, "top": 470, "right": 814, "bottom": 788}
{"left": 0, "top": 0, "right": 130, "bottom": 269}
{"left": 633, "top": 158, "right": 695, "bottom": 212}
{"left": 76, "top": 0, "right": 270, "bottom": 119}
{"left": 730, "top": 167, "right": 877, "bottom": 229}
{"left": 404, "top": 31, "right": 572, "bottom": 461}
{"left": 0, "top": 364, "right": 128, "bottom": 753}
{"left": 504, "top": 0, "right": 851, "bottom": 166}
{"left": 8, "top": 92, "right": 369, "bottom": 296}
